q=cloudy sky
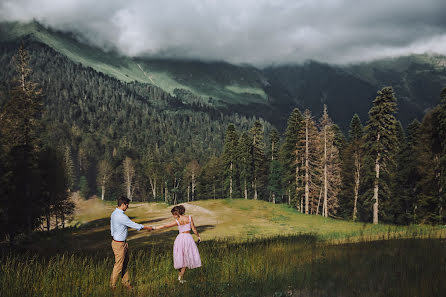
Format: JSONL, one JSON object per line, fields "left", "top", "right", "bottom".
{"left": 1, "top": 0, "right": 446, "bottom": 65}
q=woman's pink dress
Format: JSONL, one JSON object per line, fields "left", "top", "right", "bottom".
{"left": 173, "top": 216, "right": 202, "bottom": 269}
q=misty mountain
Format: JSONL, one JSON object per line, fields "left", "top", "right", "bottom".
{"left": 1, "top": 21, "right": 446, "bottom": 130}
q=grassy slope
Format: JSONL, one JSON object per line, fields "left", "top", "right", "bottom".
{"left": 0, "top": 21, "right": 268, "bottom": 106}
{"left": 29, "top": 198, "right": 445, "bottom": 252}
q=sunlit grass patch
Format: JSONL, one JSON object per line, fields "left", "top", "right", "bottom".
{"left": 40, "top": 198, "right": 445, "bottom": 252}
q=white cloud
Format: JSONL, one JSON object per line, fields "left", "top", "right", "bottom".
{"left": 1, "top": 0, "right": 445, "bottom": 65}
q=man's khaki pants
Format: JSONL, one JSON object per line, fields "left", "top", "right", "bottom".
{"left": 110, "top": 240, "right": 130, "bottom": 288}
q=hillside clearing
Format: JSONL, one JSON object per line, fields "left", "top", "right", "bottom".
{"left": 26, "top": 198, "right": 445, "bottom": 252}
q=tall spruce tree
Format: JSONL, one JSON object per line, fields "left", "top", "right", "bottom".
{"left": 250, "top": 121, "right": 267, "bottom": 200}
{"left": 363, "top": 87, "right": 398, "bottom": 224}
{"left": 280, "top": 108, "right": 304, "bottom": 206}
{"left": 319, "top": 105, "right": 341, "bottom": 217}
{"left": 306, "top": 113, "right": 322, "bottom": 215}
{"left": 300, "top": 109, "right": 324, "bottom": 215}
{"left": 222, "top": 124, "right": 239, "bottom": 198}
{"left": 339, "top": 114, "right": 364, "bottom": 220}
{"left": 392, "top": 120, "right": 420, "bottom": 224}
{"left": 0, "top": 45, "right": 44, "bottom": 239}
{"left": 303, "top": 110, "right": 311, "bottom": 214}
{"left": 0, "top": 45, "right": 42, "bottom": 150}
{"left": 268, "top": 128, "right": 281, "bottom": 203}
{"left": 438, "top": 87, "right": 446, "bottom": 223}
{"left": 269, "top": 128, "right": 280, "bottom": 161}
{"left": 238, "top": 131, "right": 253, "bottom": 199}
{"left": 415, "top": 108, "right": 442, "bottom": 223}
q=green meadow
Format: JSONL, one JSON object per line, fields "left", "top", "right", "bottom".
{"left": 2, "top": 199, "right": 446, "bottom": 296}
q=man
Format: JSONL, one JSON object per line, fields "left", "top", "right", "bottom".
{"left": 110, "top": 196, "right": 152, "bottom": 290}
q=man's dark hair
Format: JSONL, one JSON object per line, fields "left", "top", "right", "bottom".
{"left": 118, "top": 196, "right": 130, "bottom": 206}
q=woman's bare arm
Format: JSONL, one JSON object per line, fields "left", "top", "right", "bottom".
{"left": 190, "top": 216, "right": 200, "bottom": 239}
{"left": 153, "top": 221, "right": 177, "bottom": 230}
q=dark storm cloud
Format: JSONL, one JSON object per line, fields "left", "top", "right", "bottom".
{"left": 1, "top": 0, "right": 445, "bottom": 65}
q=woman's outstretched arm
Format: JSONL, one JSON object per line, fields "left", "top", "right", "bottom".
{"left": 190, "top": 217, "right": 201, "bottom": 240}
{"left": 153, "top": 221, "right": 177, "bottom": 230}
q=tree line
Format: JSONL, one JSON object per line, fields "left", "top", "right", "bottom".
{"left": 0, "top": 42, "right": 271, "bottom": 241}
{"left": 1, "top": 44, "right": 446, "bottom": 244}
{"left": 213, "top": 86, "right": 446, "bottom": 225}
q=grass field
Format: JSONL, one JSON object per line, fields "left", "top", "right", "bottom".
{"left": 1, "top": 198, "right": 445, "bottom": 297}
{"left": 19, "top": 197, "right": 445, "bottom": 253}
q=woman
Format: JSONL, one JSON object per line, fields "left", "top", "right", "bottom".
{"left": 153, "top": 205, "right": 202, "bottom": 283}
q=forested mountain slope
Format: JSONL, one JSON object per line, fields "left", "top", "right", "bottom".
{"left": 2, "top": 21, "right": 446, "bottom": 130}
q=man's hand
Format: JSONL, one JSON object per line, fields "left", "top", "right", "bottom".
{"left": 143, "top": 226, "right": 153, "bottom": 231}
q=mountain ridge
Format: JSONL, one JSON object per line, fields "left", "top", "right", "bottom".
{"left": 1, "top": 21, "right": 446, "bottom": 130}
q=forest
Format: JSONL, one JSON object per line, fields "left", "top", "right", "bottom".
{"left": 1, "top": 42, "right": 446, "bottom": 243}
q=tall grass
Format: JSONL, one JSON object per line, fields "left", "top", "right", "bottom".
{"left": 1, "top": 234, "right": 445, "bottom": 297}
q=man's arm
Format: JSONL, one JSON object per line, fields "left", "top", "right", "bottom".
{"left": 122, "top": 215, "right": 152, "bottom": 231}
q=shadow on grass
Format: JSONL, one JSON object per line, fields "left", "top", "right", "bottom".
{"left": 77, "top": 217, "right": 168, "bottom": 230}
{"left": 14, "top": 222, "right": 218, "bottom": 254}
{"left": 2, "top": 237, "right": 445, "bottom": 297}
{"left": 130, "top": 224, "right": 217, "bottom": 248}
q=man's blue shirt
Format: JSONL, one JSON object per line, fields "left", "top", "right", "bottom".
{"left": 110, "top": 208, "right": 144, "bottom": 241}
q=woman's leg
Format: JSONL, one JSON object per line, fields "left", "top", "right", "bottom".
{"left": 179, "top": 267, "right": 187, "bottom": 280}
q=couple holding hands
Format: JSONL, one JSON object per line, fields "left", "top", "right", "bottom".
{"left": 110, "top": 196, "right": 202, "bottom": 289}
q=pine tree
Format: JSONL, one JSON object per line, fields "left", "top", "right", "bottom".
{"left": 306, "top": 114, "right": 322, "bottom": 215}
{"left": 0, "top": 45, "right": 43, "bottom": 238}
{"left": 363, "top": 87, "right": 398, "bottom": 224}
{"left": 268, "top": 128, "right": 282, "bottom": 203}
{"left": 280, "top": 108, "right": 304, "bottom": 207}
{"left": 250, "top": 121, "right": 267, "bottom": 200}
{"left": 438, "top": 87, "right": 446, "bottom": 223}
{"left": 319, "top": 105, "right": 341, "bottom": 217}
{"left": 303, "top": 110, "right": 311, "bottom": 214}
{"left": 0, "top": 45, "right": 42, "bottom": 150}
{"left": 416, "top": 107, "right": 443, "bottom": 223}
{"left": 222, "top": 124, "right": 239, "bottom": 198}
{"left": 297, "top": 110, "right": 323, "bottom": 215}
{"left": 269, "top": 128, "right": 280, "bottom": 161}
{"left": 339, "top": 114, "right": 364, "bottom": 220}
{"left": 392, "top": 120, "right": 420, "bottom": 224}
{"left": 238, "top": 131, "right": 252, "bottom": 199}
